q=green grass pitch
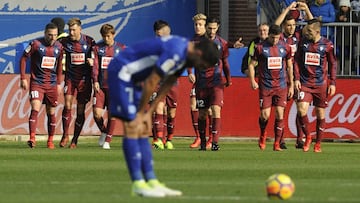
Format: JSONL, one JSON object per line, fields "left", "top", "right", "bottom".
{"left": 1, "top": 137, "right": 360, "bottom": 203}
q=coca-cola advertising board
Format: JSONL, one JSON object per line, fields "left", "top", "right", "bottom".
{"left": 0, "top": 75, "right": 358, "bottom": 140}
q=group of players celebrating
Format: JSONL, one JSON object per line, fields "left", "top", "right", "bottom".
{"left": 18, "top": 1, "right": 337, "bottom": 197}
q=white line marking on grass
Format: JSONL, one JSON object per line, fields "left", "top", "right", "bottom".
{"left": 178, "top": 195, "right": 267, "bottom": 201}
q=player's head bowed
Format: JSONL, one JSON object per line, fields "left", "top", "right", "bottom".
{"left": 190, "top": 39, "right": 220, "bottom": 69}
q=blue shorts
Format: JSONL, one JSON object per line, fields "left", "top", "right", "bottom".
{"left": 108, "top": 60, "right": 143, "bottom": 121}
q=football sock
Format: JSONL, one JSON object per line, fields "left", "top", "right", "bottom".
{"left": 62, "top": 108, "right": 72, "bottom": 137}
{"left": 94, "top": 116, "right": 107, "bottom": 133}
{"left": 29, "top": 110, "right": 38, "bottom": 137}
{"left": 198, "top": 119, "right": 207, "bottom": 143}
{"left": 316, "top": 118, "right": 325, "bottom": 144}
{"left": 153, "top": 114, "right": 164, "bottom": 141}
{"left": 167, "top": 116, "right": 175, "bottom": 141}
{"left": 274, "top": 119, "right": 284, "bottom": 144}
{"left": 296, "top": 113, "right": 303, "bottom": 143}
{"left": 258, "top": 117, "right": 268, "bottom": 137}
{"left": 212, "top": 118, "right": 221, "bottom": 143}
{"left": 47, "top": 113, "right": 56, "bottom": 142}
{"left": 123, "top": 137, "right": 143, "bottom": 181}
{"left": 72, "top": 113, "right": 85, "bottom": 144}
{"left": 191, "top": 110, "right": 199, "bottom": 138}
{"left": 138, "top": 137, "right": 157, "bottom": 181}
{"left": 299, "top": 115, "right": 310, "bottom": 136}
{"left": 208, "top": 114, "right": 212, "bottom": 138}
{"left": 106, "top": 119, "right": 116, "bottom": 143}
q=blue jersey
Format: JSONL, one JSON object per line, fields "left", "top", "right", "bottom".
{"left": 107, "top": 35, "right": 189, "bottom": 121}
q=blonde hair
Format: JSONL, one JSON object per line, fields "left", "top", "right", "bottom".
{"left": 67, "top": 17, "right": 81, "bottom": 27}
{"left": 192, "top": 13, "right": 207, "bottom": 22}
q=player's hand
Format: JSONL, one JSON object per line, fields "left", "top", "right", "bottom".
{"left": 20, "top": 79, "right": 28, "bottom": 90}
{"left": 287, "top": 1, "right": 298, "bottom": 10}
{"left": 87, "top": 58, "right": 94, "bottom": 67}
{"left": 224, "top": 80, "right": 232, "bottom": 87}
{"left": 297, "top": 2, "right": 309, "bottom": 10}
{"left": 188, "top": 73, "right": 196, "bottom": 84}
{"left": 328, "top": 85, "right": 336, "bottom": 97}
{"left": 233, "top": 37, "right": 244, "bottom": 49}
{"left": 294, "top": 80, "right": 301, "bottom": 92}
{"left": 149, "top": 92, "right": 157, "bottom": 102}
{"left": 141, "top": 112, "right": 153, "bottom": 135}
{"left": 288, "top": 84, "right": 294, "bottom": 99}
{"left": 93, "top": 82, "right": 100, "bottom": 93}
{"left": 250, "top": 80, "right": 258, "bottom": 90}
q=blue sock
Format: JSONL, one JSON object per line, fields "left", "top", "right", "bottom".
{"left": 138, "top": 137, "right": 157, "bottom": 180}
{"left": 122, "top": 137, "right": 143, "bottom": 181}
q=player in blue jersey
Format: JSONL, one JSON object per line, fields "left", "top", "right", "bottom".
{"left": 107, "top": 35, "right": 219, "bottom": 197}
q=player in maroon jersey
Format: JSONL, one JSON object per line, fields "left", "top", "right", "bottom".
{"left": 294, "top": 19, "right": 337, "bottom": 153}
{"left": 92, "top": 24, "right": 125, "bottom": 150}
{"left": 248, "top": 24, "right": 294, "bottom": 151}
{"left": 188, "top": 13, "right": 209, "bottom": 148}
{"left": 58, "top": 18, "right": 96, "bottom": 148}
{"left": 20, "top": 22, "right": 63, "bottom": 149}
{"left": 196, "top": 17, "right": 231, "bottom": 151}
{"left": 275, "top": 1, "right": 313, "bottom": 149}
{"left": 151, "top": 20, "right": 179, "bottom": 150}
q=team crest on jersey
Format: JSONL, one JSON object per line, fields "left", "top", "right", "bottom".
{"left": 83, "top": 44, "right": 88, "bottom": 50}
{"left": 280, "top": 48, "right": 284, "bottom": 53}
{"left": 115, "top": 48, "right": 120, "bottom": 54}
{"left": 54, "top": 48, "right": 59, "bottom": 55}
{"left": 319, "top": 46, "right": 324, "bottom": 51}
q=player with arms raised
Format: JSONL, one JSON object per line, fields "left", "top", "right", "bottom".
{"left": 20, "top": 23, "right": 63, "bottom": 149}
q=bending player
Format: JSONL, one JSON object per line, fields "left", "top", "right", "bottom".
{"left": 107, "top": 35, "right": 219, "bottom": 197}
{"left": 92, "top": 24, "right": 126, "bottom": 149}
{"left": 20, "top": 23, "right": 63, "bottom": 149}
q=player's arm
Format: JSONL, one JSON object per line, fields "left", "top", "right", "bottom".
{"left": 286, "top": 58, "right": 294, "bottom": 98}
{"left": 275, "top": 1, "right": 297, "bottom": 26}
{"left": 222, "top": 41, "right": 232, "bottom": 87}
{"left": 293, "top": 46, "right": 301, "bottom": 92}
{"left": 327, "top": 43, "right": 337, "bottom": 96}
{"left": 248, "top": 59, "right": 258, "bottom": 90}
{"left": 20, "top": 42, "right": 33, "bottom": 90}
{"left": 297, "top": 2, "right": 313, "bottom": 20}
{"left": 56, "top": 48, "right": 64, "bottom": 95}
{"left": 187, "top": 67, "right": 195, "bottom": 84}
{"left": 92, "top": 47, "right": 100, "bottom": 93}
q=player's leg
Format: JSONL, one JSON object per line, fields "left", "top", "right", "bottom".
{"left": 164, "top": 86, "right": 178, "bottom": 149}
{"left": 312, "top": 90, "right": 327, "bottom": 153}
{"left": 60, "top": 81, "right": 74, "bottom": 147}
{"left": 206, "top": 108, "right": 213, "bottom": 149}
{"left": 93, "top": 89, "right": 107, "bottom": 146}
{"left": 189, "top": 87, "right": 200, "bottom": 148}
{"left": 152, "top": 101, "right": 165, "bottom": 149}
{"left": 295, "top": 89, "right": 313, "bottom": 152}
{"left": 294, "top": 90, "right": 305, "bottom": 148}
{"left": 259, "top": 107, "right": 271, "bottom": 150}
{"left": 198, "top": 107, "right": 208, "bottom": 150}
{"left": 27, "top": 88, "right": 43, "bottom": 148}
{"left": 274, "top": 105, "right": 285, "bottom": 151}
{"left": 102, "top": 88, "right": 115, "bottom": 149}
{"left": 209, "top": 86, "right": 224, "bottom": 151}
{"left": 44, "top": 87, "right": 59, "bottom": 149}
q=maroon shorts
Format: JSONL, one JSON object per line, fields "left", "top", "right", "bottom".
{"left": 29, "top": 83, "right": 58, "bottom": 107}
{"left": 295, "top": 85, "right": 328, "bottom": 108}
{"left": 64, "top": 78, "right": 92, "bottom": 103}
{"left": 259, "top": 88, "right": 287, "bottom": 109}
{"left": 165, "top": 85, "right": 178, "bottom": 108}
{"left": 93, "top": 88, "right": 109, "bottom": 109}
{"left": 195, "top": 86, "right": 224, "bottom": 109}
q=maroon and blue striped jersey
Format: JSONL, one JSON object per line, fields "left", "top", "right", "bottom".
{"left": 60, "top": 34, "right": 95, "bottom": 82}
{"left": 92, "top": 41, "right": 125, "bottom": 88}
{"left": 20, "top": 38, "right": 63, "bottom": 86}
{"left": 294, "top": 36, "right": 337, "bottom": 88}
{"left": 196, "top": 35, "right": 230, "bottom": 89}
{"left": 252, "top": 40, "right": 292, "bottom": 90}
{"left": 280, "top": 31, "right": 301, "bottom": 57}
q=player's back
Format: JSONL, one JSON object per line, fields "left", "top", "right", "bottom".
{"left": 108, "top": 35, "right": 189, "bottom": 84}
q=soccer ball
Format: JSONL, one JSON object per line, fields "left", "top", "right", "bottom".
{"left": 266, "top": 173, "right": 295, "bottom": 200}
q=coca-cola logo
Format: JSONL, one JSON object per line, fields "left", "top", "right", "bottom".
{"left": 288, "top": 93, "right": 360, "bottom": 138}
{"left": 0, "top": 75, "right": 100, "bottom": 134}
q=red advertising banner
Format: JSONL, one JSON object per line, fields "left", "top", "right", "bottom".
{"left": 0, "top": 75, "right": 359, "bottom": 140}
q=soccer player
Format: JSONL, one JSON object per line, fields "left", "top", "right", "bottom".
{"left": 107, "top": 36, "right": 219, "bottom": 197}
{"left": 294, "top": 19, "right": 337, "bottom": 153}
{"left": 20, "top": 22, "right": 63, "bottom": 149}
{"left": 188, "top": 13, "right": 208, "bottom": 148}
{"left": 196, "top": 17, "right": 231, "bottom": 151}
{"left": 151, "top": 20, "right": 179, "bottom": 150}
{"left": 275, "top": 1, "right": 313, "bottom": 149}
{"left": 59, "top": 18, "right": 96, "bottom": 148}
{"left": 248, "top": 24, "right": 294, "bottom": 151}
{"left": 92, "top": 24, "right": 126, "bottom": 150}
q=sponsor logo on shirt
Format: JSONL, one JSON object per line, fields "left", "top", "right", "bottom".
{"left": 267, "top": 57, "right": 282, "bottom": 70}
{"left": 101, "top": 56, "right": 113, "bottom": 69}
{"left": 70, "top": 53, "right": 85, "bottom": 65}
{"left": 41, "top": 56, "right": 56, "bottom": 69}
{"left": 305, "top": 52, "right": 320, "bottom": 66}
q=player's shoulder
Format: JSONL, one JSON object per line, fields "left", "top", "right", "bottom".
{"left": 81, "top": 34, "right": 96, "bottom": 43}
{"left": 115, "top": 41, "right": 126, "bottom": 49}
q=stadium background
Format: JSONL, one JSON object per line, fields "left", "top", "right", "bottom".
{"left": 0, "top": 0, "right": 358, "bottom": 140}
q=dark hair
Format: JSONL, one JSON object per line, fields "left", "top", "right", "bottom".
{"left": 206, "top": 17, "right": 220, "bottom": 25}
{"left": 45, "top": 22, "right": 59, "bottom": 31}
{"left": 153, "top": 20, "right": 170, "bottom": 32}
{"left": 307, "top": 18, "right": 321, "bottom": 26}
{"left": 195, "top": 39, "right": 220, "bottom": 66}
{"left": 268, "top": 24, "right": 282, "bottom": 35}
{"left": 284, "top": 14, "right": 295, "bottom": 22}
{"left": 100, "top": 24, "right": 115, "bottom": 36}
{"left": 50, "top": 17, "right": 65, "bottom": 34}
